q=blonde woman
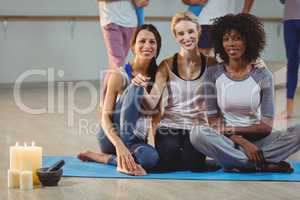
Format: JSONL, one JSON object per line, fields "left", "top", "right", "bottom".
{"left": 133, "top": 12, "right": 216, "bottom": 171}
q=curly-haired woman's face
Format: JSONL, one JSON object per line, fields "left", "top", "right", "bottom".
{"left": 133, "top": 29, "right": 158, "bottom": 60}
{"left": 174, "top": 20, "right": 199, "bottom": 50}
{"left": 222, "top": 30, "right": 246, "bottom": 61}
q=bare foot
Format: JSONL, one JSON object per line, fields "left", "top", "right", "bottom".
{"left": 262, "top": 161, "right": 294, "bottom": 173}
{"left": 133, "top": 164, "right": 147, "bottom": 176}
{"left": 77, "top": 151, "right": 110, "bottom": 164}
{"left": 224, "top": 161, "right": 294, "bottom": 173}
{"left": 117, "top": 164, "right": 147, "bottom": 176}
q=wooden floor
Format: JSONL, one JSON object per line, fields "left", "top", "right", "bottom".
{"left": 1, "top": 85, "right": 300, "bottom": 200}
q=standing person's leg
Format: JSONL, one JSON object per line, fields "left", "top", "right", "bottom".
{"left": 102, "top": 23, "right": 127, "bottom": 69}
{"left": 122, "top": 26, "right": 136, "bottom": 59}
{"left": 190, "top": 125, "right": 251, "bottom": 169}
{"left": 119, "top": 84, "right": 159, "bottom": 169}
{"left": 283, "top": 20, "right": 300, "bottom": 118}
{"left": 198, "top": 25, "right": 213, "bottom": 56}
{"left": 100, "top": 23, "right": 128, "bottom": 106}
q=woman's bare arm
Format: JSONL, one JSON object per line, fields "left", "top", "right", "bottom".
{"left": 208, "top": 116, "right": 273, "bottom": 139}
{"left": 132, "top": 60, "right": 169, "bottom": 110}
{"left": 101, "top": 70, "right": 138, "bottom": 171}
{"left": 101, "top": 71, "right": 125, "bottom": 147}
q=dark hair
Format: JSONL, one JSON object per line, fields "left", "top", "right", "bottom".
{"left": 130, "top": 24, "right": 162, "bottom": 91}
{"left": 211, "top": 13, "right": 266, "bottom": 63}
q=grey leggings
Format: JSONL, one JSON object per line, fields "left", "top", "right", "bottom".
{"left": 190, "top": 124, "right": 300, "bottom": 168}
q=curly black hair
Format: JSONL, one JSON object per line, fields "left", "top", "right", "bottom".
{"left": 211, "top": 13, "right": 266, "bottom": 63}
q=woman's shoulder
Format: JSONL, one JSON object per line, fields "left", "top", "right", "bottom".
{"left": 249, "top": 66, "right": 274, "bottom": 89}
{"left": 204, "top": 62, "right": 224, "bottom": 82}
{"left": 206, "top": 61, "right": 224, "bottom": 74}
{"left": 110, "top": 67, "right": 128, "bottom": 79}
{"left": 159, "top": 54, "right": 175, "bottom": 70}
{"left": 252, "top": 66, "right": 273, "bottom": 82}
{"left": 253, "top": 66, "right": 273, "bottom": 75}
{"left": 108, "top": 67, "right": 130, "bottom": 89}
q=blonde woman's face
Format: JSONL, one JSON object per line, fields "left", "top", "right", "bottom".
{"left": 133, "top": 29, "right": 157, "bottom": 60}
{"left": 174, "top": 20, "right": 199, "bottom": 50}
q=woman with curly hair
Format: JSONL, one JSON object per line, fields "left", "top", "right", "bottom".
{"left": 190, "top": 13, "right": 300, "bottom": 173}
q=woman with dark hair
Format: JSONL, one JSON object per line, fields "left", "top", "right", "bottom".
{"left": 190, "top": 13, "right": 300, "bottom": 172}
{"left": 77, "top": 24, "right": 161, "bottom": 176}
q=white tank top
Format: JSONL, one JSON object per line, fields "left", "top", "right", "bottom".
{"left": 159, "top": 53, "right": 208, "bottom": 130}
{"left": 98, "top": 0, "right": 137, "bottom": 27}
{"left": 198, "top": 0, "right": 236, "bottom": 25}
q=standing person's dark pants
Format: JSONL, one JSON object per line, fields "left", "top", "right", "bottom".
{"left": 154, "top": 127, "right": 206, "bottom": 172}
{"left": 284, "top": 20, "right": 300, "bottom": 99}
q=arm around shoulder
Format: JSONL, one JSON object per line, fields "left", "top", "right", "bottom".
{"left": 206, "top": 56, "right": 219, "bottom": 67}
{"left": 143, "top": 59, "right": 169, "bottom": 110}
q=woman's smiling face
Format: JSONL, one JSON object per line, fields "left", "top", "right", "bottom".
{"left": 133, "top": 29, "right": 158, "bottom": 60}
{"left": 174, "top": 20, "right": 199, "bottom": 51}
{"left": 222, "top": 29, "right": 246, "bottom": 61}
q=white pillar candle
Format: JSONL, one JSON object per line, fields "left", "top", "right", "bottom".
{"left": 9, "top": 141, "right": 43, "bottom": 187}
{"left": 9, "top": 142, "right": 22, "bottom": 170}
{"left": 20, "top": 143, "right": 32, "bottom": 171}
{"left": 7, "top": 169, "right": 20, "bottom": 188}
{"left": 20, "top": 171, "right": 33, "bottom": 190}
{"left": 29, "top": 142, "right": 43, "bottom": 185}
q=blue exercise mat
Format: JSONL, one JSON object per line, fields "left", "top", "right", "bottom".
{"left": 43, "top": 156, "right": 300, "bottom": 181}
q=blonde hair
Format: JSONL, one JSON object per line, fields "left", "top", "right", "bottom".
{"left": 171, "top": 11, "right": 201, "bottom": 37}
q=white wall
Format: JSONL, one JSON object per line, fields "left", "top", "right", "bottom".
{"left": 0, "top": 0, "right": 287, "bottom": 83}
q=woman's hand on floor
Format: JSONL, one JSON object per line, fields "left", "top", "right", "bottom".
{"left": 117, "top": 164, "right": 147, "bottom": 176}
{"left": 115, "top": 142, "right": 138, "bottom": 172}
